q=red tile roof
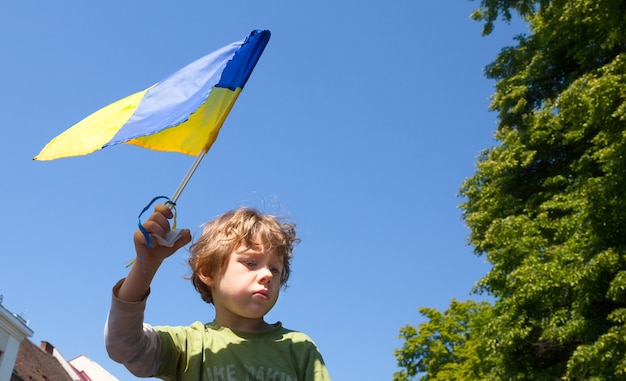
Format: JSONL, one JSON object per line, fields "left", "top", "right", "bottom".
{"left": 11, "top": 339, "right": 74, "bottom": 381}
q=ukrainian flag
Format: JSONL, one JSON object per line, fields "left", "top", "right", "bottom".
{"left": 35, "top": 29, "right": 270, "bottom": 161}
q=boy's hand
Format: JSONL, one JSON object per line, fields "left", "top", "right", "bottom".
{"left": 133, "top": 204, "right": 192, "bottom": 264}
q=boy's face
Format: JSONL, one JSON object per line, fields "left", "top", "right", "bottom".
{"left": 202, "top": 242, "right": 284, "bottom": 330}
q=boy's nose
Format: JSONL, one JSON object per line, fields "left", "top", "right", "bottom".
{"left": 258, "top": 267, "right": 273, "bottom": 284}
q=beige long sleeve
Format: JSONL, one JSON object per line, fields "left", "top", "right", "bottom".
{"left": 104, "top": 279, "right": 162, "bottom": 377}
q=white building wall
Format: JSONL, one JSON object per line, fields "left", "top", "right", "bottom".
{"left": 0, "top": 301, "right": 33, "bottom": 381}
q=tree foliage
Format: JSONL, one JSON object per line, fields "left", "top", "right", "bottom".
{"left": 395, "top": 0, "right": 626, "bottom": 379}
{"left": 393, "top": 300, "right": 497, "bottom": 381}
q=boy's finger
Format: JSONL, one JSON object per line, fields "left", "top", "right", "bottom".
{"left": 153, "top": 204, "right": 174, "bottom": 219}
{"left": 172, "top": 229, "right": 192, "bottom": 250}
{"left": 147, "top": 212, "right": 171, "bottom": 232}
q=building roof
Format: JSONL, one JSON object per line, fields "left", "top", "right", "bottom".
{"left": 0, "top": 301, "right": 33, "bottom": 341}
{"left": 70, "top": 355, "right": 119, "bottom": 380}
{"left": 11, "top": 339, "right": 74, "bottom": 381}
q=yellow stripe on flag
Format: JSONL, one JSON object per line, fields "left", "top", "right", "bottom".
{"left": 34, "top": 90, "right": 148, "bottom": 161}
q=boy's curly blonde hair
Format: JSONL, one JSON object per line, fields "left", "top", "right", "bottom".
{"left": 188, "top": 207, "right": 299, "bottom": 304}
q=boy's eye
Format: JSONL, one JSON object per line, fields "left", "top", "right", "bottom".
{"left": 244, "top": 261, "right": 257, "bottom": 268}
{"left": 270, "top": 267, "right": 281, "bottom": 275}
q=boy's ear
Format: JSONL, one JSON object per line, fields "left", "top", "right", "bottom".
{"left": 197, "top": 270, "right": 215, "bottom": 287}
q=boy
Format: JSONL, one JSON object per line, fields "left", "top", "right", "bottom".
{"left": 105, "top": 204, "right": 331, "bottom": 380}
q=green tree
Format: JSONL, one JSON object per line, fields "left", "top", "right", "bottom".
{"left": 393, "top": 300, "right": 497, "bottom": 381}
{"left": 395, "top": 0, "right": 626, "bottom": 379}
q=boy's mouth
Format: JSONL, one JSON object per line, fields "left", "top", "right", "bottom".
{"left": 253, "top": 289, "right": 269, "bottom": 299}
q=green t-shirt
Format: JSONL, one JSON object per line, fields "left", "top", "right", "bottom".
{"left": 156, "top": 321, "right": 331, "bottom": 381}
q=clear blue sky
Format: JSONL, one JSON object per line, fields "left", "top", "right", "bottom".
{"left": 1, "top": 1, "right": 523, "bottom": 380}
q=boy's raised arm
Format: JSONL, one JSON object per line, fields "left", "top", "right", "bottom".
{"left": 117, "top": 204, "right": 191, "bottom": 302}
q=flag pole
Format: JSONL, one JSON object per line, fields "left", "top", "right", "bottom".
{"left": 170, "top": 149, "right": 208, "bottom": 204}
{"left": 147, "top": 148, "right": 207, "bottom": 248}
